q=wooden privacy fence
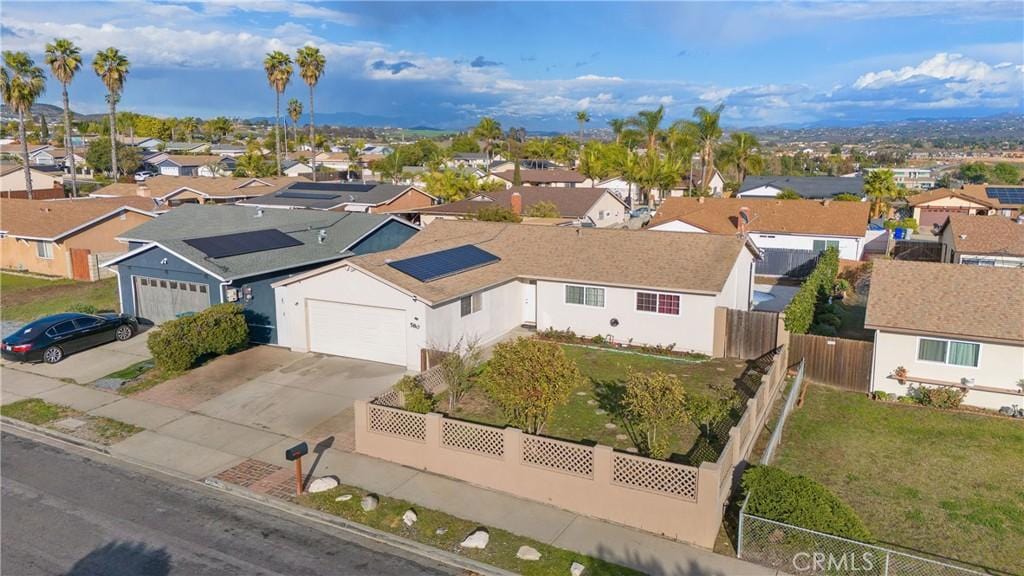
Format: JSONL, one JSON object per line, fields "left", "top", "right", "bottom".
{"left": 722, "top": 308, "right": 780, "bottom": 360}
{"left": 789, "top": 333, "right": 873, "bottom": 392}
{"left": 355, "top": 346, "right": 789, "bottom": 548}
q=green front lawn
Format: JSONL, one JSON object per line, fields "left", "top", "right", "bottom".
{"left": 1, "top": 273, "right": 119, "bottom": 322}
{"left": 438, "top": 344, "right": 753, "bottom": 465}
{"left": 774, "top": 384, "right": 1024, "bottom": 574}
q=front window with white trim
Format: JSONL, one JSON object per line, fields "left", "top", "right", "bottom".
{"left": 565, "top": 285, "right": 605, "bottom": 307}
{"left": 917, "top": 338, "right": 980, "bottom": 368}
{"left": 460, "top": 292, "right": 483, "bottom": 317}
{"left": 36, "top": 241, "right": 54, "bottom": 259}
{"left": 635, "top": 291, "right": 680, "bottom": 315}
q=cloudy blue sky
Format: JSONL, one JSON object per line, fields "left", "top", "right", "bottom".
{"left": 2, "top": 1, "right": 1022, "bottom": 130}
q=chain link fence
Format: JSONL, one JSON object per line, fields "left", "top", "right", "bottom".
{"left": 738, "top": 507, "right": 988, "bottom": 576}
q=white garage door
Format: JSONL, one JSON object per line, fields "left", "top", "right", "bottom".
{"left": 307, "top": 300, "right": 407, "bottom": 366}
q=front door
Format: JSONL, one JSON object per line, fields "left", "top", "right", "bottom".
{"left": 522, "top": 282, "right": 537, "bottom": 325}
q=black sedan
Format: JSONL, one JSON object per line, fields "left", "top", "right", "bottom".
{"left": 2, "top": 313, "right": 139, "bottom": 364}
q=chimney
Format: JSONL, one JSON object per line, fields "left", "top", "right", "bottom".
{"left": 510, "top": 190, "right": 522, "bottom": 215}
{"left": 738, "top": 206, "right": 751, "bottom": 235}
{"left": 136, "top": 183, "right": 150, "bottom": 197}
{"left": 698, "top": 196, "right": 705, "bottom": 204}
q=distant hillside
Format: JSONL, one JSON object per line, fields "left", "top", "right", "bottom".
{"left": 0, "top": 102, "right": 106, "bottom": 123}
{"left": 747, "top": 113, "right": 1024, "bottom": 145}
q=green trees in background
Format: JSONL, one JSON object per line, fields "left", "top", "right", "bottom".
{"left": 1, "top": 51, "right": 47, "bottom": 197}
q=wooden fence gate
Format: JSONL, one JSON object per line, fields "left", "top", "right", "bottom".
{"left": 70, "top": 248, "right": 92, "bottom": 281}
{"left": 725, "top": 309, "right": 779, "bottom": 359}
{"left": 789, "top": 333, "right": 874, "bottom": 392}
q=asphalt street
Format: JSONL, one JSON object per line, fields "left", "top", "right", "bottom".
{"left": 1, "top": 431, "right": 459, "bottom": 576}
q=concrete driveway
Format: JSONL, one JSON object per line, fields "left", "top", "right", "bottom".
{"left": 1, "top": 329, "right": 152, "bottom": 384}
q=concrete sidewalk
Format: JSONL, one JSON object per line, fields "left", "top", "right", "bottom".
{"left": 1, "top": 366, "right": 778, "bottom": 576}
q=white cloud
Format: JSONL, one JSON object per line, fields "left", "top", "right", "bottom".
{"left": 202, "top": 1, "right": 359, "bottom": 25}
{"left": 853, "top": 52, "right": 1014, "bottom": 89}
{"left": 574, "top": 74, "right": 624, "bottom": 82}
{"left": 635, "top": 95, "right": 675, "bottom": 105}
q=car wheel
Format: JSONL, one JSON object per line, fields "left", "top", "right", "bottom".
{"left": 115, "top": 325, "right": 134, "bottom": 341}
{"left": 43, "top": 346, "right": 63, "bottom": 364}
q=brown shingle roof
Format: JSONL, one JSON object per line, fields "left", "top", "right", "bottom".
{"left": 865, "top": 260, "right": 1024, "bottom": 344}
{"left": 90, "top": 175, "right": 295, "bottom": 199}
{"left": 492, "top": 169, "right": 587, "bottom": 184}
{"left": 0, "top": 197, "right": 161, "bottom": 239}
{"left": 158, "top": 155, "right": 226, "bottom": 166}
{"left": 414, "top": 187, "right": 620, "bottom": 219}
{"left": 332, "top": 219, "right": 753, "bottom": 304}
{"left": 941, "top": 214, "right": 1024, "bottom": 256}
{"left": 651, "top": 197, "right": 870, "bottom": 237}
{"left": 0, "top": 144, "right": 48, "bottom": 155}
{"left": 907, "top": 187, "right": 996, "bottom": 208}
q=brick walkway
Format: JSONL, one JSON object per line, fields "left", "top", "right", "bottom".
{"left": 213, "top": 458, "right": 298, "bottom": 501}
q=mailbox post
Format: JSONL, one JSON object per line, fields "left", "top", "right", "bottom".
{"left": 285, "top": 442, "right": 309, "bottom": 496}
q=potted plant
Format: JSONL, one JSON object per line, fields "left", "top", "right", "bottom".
{"left": 893, "top": 366, "right": 908, "bottom": 384}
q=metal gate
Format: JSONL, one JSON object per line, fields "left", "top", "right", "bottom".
{"left": 756, "top": 248, "right": 820, "bottom": 277}
{"left": 133, "top": 276, "right": 211, "bottom": 323}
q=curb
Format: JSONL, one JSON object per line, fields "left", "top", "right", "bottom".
{"left": 204, "top": 478, "right": 518, "bottom": 576}
{"left": 1, "top": 418, "right": 515, "bottom": 576}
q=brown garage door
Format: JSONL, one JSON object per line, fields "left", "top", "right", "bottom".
{"left": 919, "top": 207, "right": 970, "bottom": 228}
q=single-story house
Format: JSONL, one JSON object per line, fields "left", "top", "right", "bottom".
{"left": 678, "top": 169, "right": 726, "bottom": 198}
{"left": 0, "top": 197, "right": 161, "bottom": 280}
{"left": 283, "top": 159, "right": 313, "bottom": 177}
{"left": 736, "top": 175, "right": 865, "bottom": 200}
{"left": 0, "top": 143, "right": 53, "bottom": 165}
{"left": 210, "top": 143, "right": 247, "bottom": 157}
{"left": 162, "top": 141, "right": 211, "bottom": 154}
{"left": 272, "top": 220, "right": 759, "bottom": 369}
{"left": 486, "top": 168, "right": 591, "bottom": 188}
{"left": 649, "top": 197, "right": 871, "bottom": 267}
{"left": 487, "top": 158, "right": 557, "bottom": 173}
{"left": 0, "top": 162, "right": 65, "bottom": 200}
{"left": 939, "top": 214, "right": 1024, "bottom": 267}
{"left": 103, "top": 204, "right": 419, "bottom": 343}
{"left": 117, "top": 136, "right": 163, "bottom": 152}
{"left": 446, "top": 152, "right": 490, "bottom": 168}
{"left": 909, "top": 185, "right": 1023, "bottom": 228}
{"left": 311, "top": 152, "right": 353, "bottom": 172}
{"left": 413, "top": 187, "right": 627, "bottom": 228}
{"left": 238, "top": 181, "right": 435, "bottom": 215}
{"left": 595, "top": 175, "right": 633, "bottom": 202}
{"left": 90, "top": 175, "right": 295, "bottom": 205}
{"left": 866, "top": 260, "right": 1024, "bottom": 411}
{"left": 154, "top": 155, "right": 232, "bottom": 177}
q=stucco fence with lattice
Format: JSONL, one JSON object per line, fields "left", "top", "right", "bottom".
{"left": 354, "top": 346, "right": 788, "bottom": 548}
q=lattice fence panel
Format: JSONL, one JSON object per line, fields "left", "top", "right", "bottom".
{"left": 441, "top": 419, "right": 504, "bottom": 458}
{"left": 417, "top": 365, "right": 450, "bottom": 395}
{"left": 367, "top": 404, "right": 426, "bottom": 441}
{"left": 611, "top": 453, "right": 698, "bottom": 501}
{"left": 521, "top": 435, "right": 594, "bottom": 478}
{"left": 374, "top": 388, "right": 403, "bottom": 408}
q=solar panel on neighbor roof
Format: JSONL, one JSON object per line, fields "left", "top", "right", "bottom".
{"left": 287, "top": 182, "right": 376, "bottom": 193}
{"left": 985, "top": 187, "right": 1024, "bottom": 204}
{"left": 387, "top": 245, "right": 500, "bottom": 283}
{"left": 183, "top": 229, "right": 303, "bottom": 259}
{"left": 277, "top": 191, "right": 342, "bottom": 200}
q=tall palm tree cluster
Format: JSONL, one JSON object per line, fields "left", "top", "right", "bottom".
{"left": 1, "top": 40, "right": 135, "bottom": 197}
{"left": 263, "top": 45, "right": 326, "bottom": 178}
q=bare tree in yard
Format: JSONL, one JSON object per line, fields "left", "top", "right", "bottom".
{"left": 433, "top": 337, "right": 484, "bottom": 413}
{"left": 622, "top": 370, "right": 687, "bottom": 459}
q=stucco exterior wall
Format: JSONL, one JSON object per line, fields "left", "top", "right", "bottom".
{"left": 585, "top": 193, "right": 628, "bottom": 227}
{"left": 871, "top": 330, "right": 1024, "bottom": 411}
{"left": 749, "top": 232, "right": 863, "bottom": 260}
{"left": 0, "top": 236, "right": 70, "bottom": 276}
{"left": 425, "top": 280, "right": 524, "bottom": 352}
{"left": 715, "top": 246, "right": 755, "bottom": 311}
{"left": 0, "top": 169, "right": 60, "bottom": 193}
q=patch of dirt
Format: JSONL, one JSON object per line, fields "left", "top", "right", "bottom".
{"left": 0, "top": 282, "right": 85, "bottom": 308}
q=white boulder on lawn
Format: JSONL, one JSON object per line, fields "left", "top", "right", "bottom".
{"left": 307, "top": 477, "right": 339, "bottom": 493}
{"left": 402, "top": 509, "right": 418, "bottom": 526}
{"left": 516, "top": 545, "right": 542, "bottom": 561}
{"left": 570, "top": 561, "right": 586, "bottom": 576}
{"left": 361, "top": 494, "right": 379, "bottom": 511}
{"left": 460, "top": 530, "right": 489, "bottom": 549}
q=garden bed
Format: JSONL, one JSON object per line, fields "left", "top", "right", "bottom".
{"left": 536, "top": 328, "right": 711, "bottom": 362}
{"left": 1, "top": 398, "right": 142, "bottom": 445}
{"left": 435, "top": 344, "right": 754, "bottom": 465}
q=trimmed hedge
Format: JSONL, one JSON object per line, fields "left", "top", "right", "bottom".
{"left": 147, "top": 304, "right": 248, "bottom": 372}
{"left": 742, "top": 465, "right": 872, "bottom": 541}
{"left": 783, "top": 246, "right": 839, "bottom": 334}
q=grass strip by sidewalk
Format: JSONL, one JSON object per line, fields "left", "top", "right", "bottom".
{"left": 301, "top": 484, "right": 642, "bottom": 576}
{"left": 2, "top": 398, "right": 143, "bottom": 445}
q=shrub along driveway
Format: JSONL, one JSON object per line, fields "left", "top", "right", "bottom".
{"left": 773, "top": 384, "right": 1024, "bottom": 575}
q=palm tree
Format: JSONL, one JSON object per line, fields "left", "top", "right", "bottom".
{"left": 263, "top": 50, "right": 293, "bottom": 176}
{"left": 472, "top": 117, "right": 502, "bottom": 174}
{"left": 1, "top": 52, "right": 46, "bottom": 198}
{"left": 92, "top": 47, "right": 129, "bottom": 179}
{"left": 44, "top": 39, "right": 82, "bottom": 196}
{"left": 287, "top": 98, "right": 302, "bottom": 153}
{"left": 720, "top": 131, "right": 761, "bottom": 184}
{"left": 575, "top": 110, "right": 590, "bottom": 147}
{"left": 627, "top": 105, "right": 665, "bottom": 154}
{"left": 181, "top": 116, "right": 199, "bottom": 143}
{"left": 296, "top": 46, "right": 325, "bottom": 182}
{"left": 607, "top": 118, "right": 626, "bottom": 144}
{"left": 692, "top": 104, "right": 724, "bottom": 196}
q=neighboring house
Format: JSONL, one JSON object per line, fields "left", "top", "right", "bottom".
{"left": 486, "top": 168, "right": 591, "bottom": 188}
{"left": 909, "top": 185, "right": 1024, "bottom": 227}
{"left": 103, "top": 204, "right": 419, "bottom": 343}
{"left": 162, "top": 141, "right": 211, "bottom": 154}
{"left": 736, "top": 175, "right": 865, "bottom": 200}
{"left": 117, "top": 136, "right": 163, "bottom": 151}
{"left": 90, "top": 175, "right": 295, "bottom": 205}
{"left": 487, "top": 158, "right": 555, "bottom": 173}
{"left": 0, "top": 162, "right": 65, "bottom": 200}
{"left": 0, "top": 197, "right": 161, "bottom": 280}
{"left": 866, "top": 260, "right": 1024, "bottom": 411}
{"left": 0, "top": 143, "right": 53, "bottom": 165}
{"left": 239, "top": 181, "right": 435, "bottom": 216}
{"left": 938, "top": 214, "right": 1024, "bottom": 267}
{"left": 272, "top": 220, "right": 758, "bottom": 369}
{"left": 594, "top": 175, "right": 633, "bottom": 203}
{"left": 650, "top": 196, "right": 871, "bottom": 261}
{"left": 866, "top": 167, "right": 935, "bottom": 190}
{"left": 282, "top": 159, "right": 313, "bottom": 177}
{"left": 413, "top": 186, "right": 628, "bottom": 228}
{"left": 678, "top": 169, "right": 726, "bottom": 198}
{"left": 312, "top": 152, "right": 353, "bottom": 172}
{"left": 154, "top": 155, "right": 231, "bottom": 177}
{"left": 210, "top": 143, "right": 247, "bottom": 158}
{"left": 446, "top": 152, "right": 490, "bottom": 168}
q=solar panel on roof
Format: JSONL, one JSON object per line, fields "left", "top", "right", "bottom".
{"left": 286, "top": 182, "right": 376, "bottom": 193}
{"left": 985, "top": 187, "right": 1024, "bottom": 204}
{"left": 277, "top": 191, "right": 342, "bottom": 200}
{"left": 387, "top": 245, "right": 500, "bottom": 283}
{"left": 183, "top": 229, "right": 302, "bottom": 259}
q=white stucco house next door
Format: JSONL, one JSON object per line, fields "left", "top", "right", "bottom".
{"left": 273, "top": 220, "right": 760, "bottom": 370}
